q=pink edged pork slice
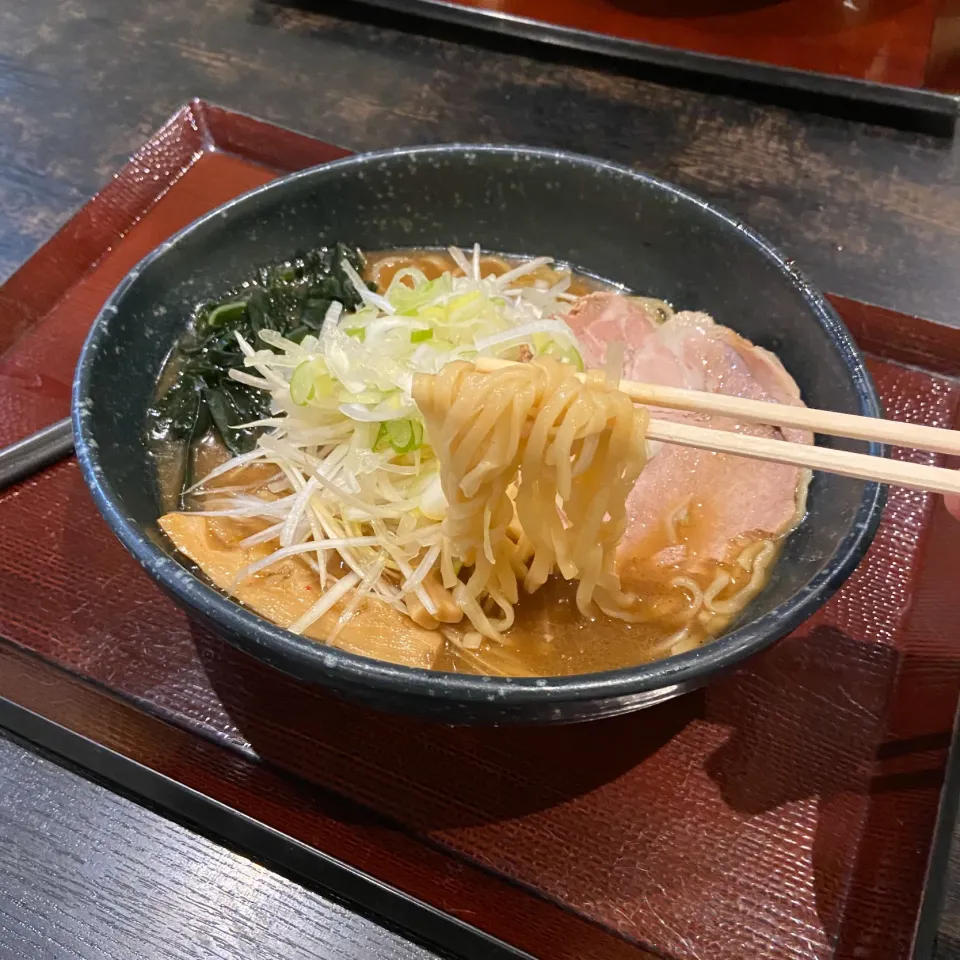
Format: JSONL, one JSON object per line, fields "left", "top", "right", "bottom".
{"left": 565, "top": 293, "right": 811, "bottom": 569}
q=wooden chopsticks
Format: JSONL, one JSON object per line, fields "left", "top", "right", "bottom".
{"left": 600, "top": 376, "right": 960, "bottom": 456}
{"left": 473, "top": 357, "right": 960, "bottom": 497}
{"left": 643, "top": 418, "right": 960, "bottom": 496}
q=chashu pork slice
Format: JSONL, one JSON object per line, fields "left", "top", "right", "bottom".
{"left": 565, "top": 292, "right": 811, "bottom": 568}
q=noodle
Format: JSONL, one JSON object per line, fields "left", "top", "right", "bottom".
{"left": 707, "top": 540, "right": 777, "bottom": 614}
{"left": 649, "top": 625, "right": 696, "bottom": 658}
{"left": 669, "top": 575, "right": 704, "bottom": 615}
{"left": 414, "top": 356, "right": 649, "bottom": 640}
{"left": 702, "top": 570, "right": 732, "bottom": 612}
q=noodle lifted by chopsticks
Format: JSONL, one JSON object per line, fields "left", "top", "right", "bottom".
{"left": 414, "top": 357, "right": 649, "bottom": 641}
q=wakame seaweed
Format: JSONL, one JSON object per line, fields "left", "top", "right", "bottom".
{"left": 148, "top": 243, "right": 369, "bottom": 466}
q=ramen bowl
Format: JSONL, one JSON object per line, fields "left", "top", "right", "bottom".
{"left": 73, "top": 145, "right": 884, "bottom": 724}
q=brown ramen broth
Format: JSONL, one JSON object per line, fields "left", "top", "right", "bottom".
{"left": 365, "top": 249, "right": 605, "bottom": 299}
{"left": 151, "top": 246, "right": 807, "bottom": 678}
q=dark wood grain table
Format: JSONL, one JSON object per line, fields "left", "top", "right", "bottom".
{"left": 2, "top": 1, "right": 960, "bottom": 957}
{"left": 0, "top": 731, "right": 439, "bottom": 960}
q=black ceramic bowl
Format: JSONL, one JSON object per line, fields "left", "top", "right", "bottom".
{"left": 73, "top": 144, "right": 884, "bottom": 724}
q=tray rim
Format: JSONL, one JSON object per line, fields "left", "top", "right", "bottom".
{"left": 0, "top": 648, "right": 532, "bottom": 960}
{"left": 1, "top": 98, "right": 958, "bottom": 960}
{"left": 912, "top": 696, "right": 960, "bottom": 960}
{"left": 345, "top": 0, "right": 959, "bottom": 132}
{"left": 0, "top": 633, "right": 653, "bottom": 960}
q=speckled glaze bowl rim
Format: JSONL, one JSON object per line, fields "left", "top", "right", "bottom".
{"left": 73, "top": 143, "right": 886, "bottom": 709}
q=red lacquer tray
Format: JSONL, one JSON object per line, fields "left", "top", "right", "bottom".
{"left": 350, "top": 0, "right": 960, "bottom": 128}
{"left": 2, "top": 100, "right": 960, "bottom": 960}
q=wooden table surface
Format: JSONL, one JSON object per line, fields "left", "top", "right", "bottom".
{"left": 1, "top": 1, "right": 960, "bottom": 957}
{"left": 0, "top": 732, "right": 440, "bottom": 960}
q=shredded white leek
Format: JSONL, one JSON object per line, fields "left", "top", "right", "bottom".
{"left": 191, "top": 246, "right": 584, "bottom": 627}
